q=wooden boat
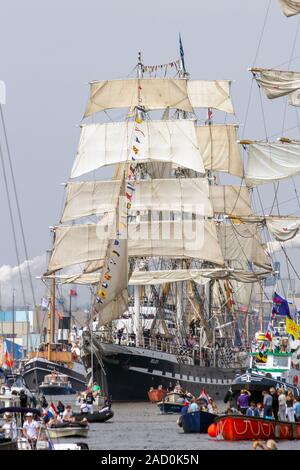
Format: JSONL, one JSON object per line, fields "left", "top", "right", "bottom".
{"left": 47, "top": 421, "right": 89, "bottom": 439}
{"left": 148, "top": 388, "right": 167, "bottom": 403}
{"left": 73, "top": 408, "right": 114, "bottom": 423}
{"left": 178, "top": 410, "right": 216, "bottom": 433}
{"left": 157, "top": 392, "right": 185, "bottom": 413}
{"left": 215, "top": 415, "right": 300, "bottom": 441}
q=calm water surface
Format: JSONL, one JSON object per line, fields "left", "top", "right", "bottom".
{"left": 44, "top": 396, "right": 300, "bottom": 450}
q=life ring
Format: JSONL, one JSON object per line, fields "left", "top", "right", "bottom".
{"left": 293, "top": 375, "right": 299, "bottom": 386}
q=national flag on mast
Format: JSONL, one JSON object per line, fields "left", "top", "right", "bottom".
{"left": 69, "top": 289, "right": 77, "bottom": 297}
{"left": 179, "top": 33, "right": 186, "bottom": 74}
{"left": 48, "top": 402, "right": 58, "bottom": 417}
{"left": 198, "top": 388, "right": 209, "bottom": 404}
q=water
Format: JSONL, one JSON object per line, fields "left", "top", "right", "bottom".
{"left": 44, "top": 396, "right": 300, "bottom": 450}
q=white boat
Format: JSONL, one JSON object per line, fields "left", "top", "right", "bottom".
{"left": 40, "top": 372, "right": 75, "bottom": 395}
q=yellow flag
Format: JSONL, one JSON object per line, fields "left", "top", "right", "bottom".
{"left": 286, "top": 317, "right": 300, "bottom": 338}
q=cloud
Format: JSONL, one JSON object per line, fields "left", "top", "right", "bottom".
{"left": 0, "top": 254, "right": 47, "bottom": 308}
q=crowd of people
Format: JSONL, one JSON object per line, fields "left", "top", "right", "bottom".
{"left": 232, "top": 387, "right": 300, "bottom": 422}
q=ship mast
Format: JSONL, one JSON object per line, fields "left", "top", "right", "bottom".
{"left": 132, "top": 51, "right": 144, "bottom": 347}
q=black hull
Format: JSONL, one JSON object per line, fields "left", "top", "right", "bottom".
{"left": 73, "top": 410, "right": 114, "bottom": 423}
{"left": 22, "top": 359, "right": 86, "bottom": 393}
{"left": 81, "top": 341, "right": 244, "bottom": 401}
{"left": 232, "top": 371, "right": 300, "bottom": 401}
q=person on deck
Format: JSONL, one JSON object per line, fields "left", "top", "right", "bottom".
{"left": 188, "top": 398, "right": 199, "bottom": 413}
{"left": 286, "top": 391, "right": 295, "bottom": 422}
{"left": 22, "top": 412, "right": 40, "bottom": 449}
{"left": 294, "top": 396, "right": 300, "bottom": 422}
{"left": 19, "top": 390, "right": 28, "bottom": 408}
{"left": 0, "top": 412, "right": 17, "bottom": 439}
{"left": 278, "top": 389, "right": 286, "bottom": 421}
{"left": 237, "top": 390, "right": 251, "bottom": 415}
{"left": 262, "top": 390, "right": 273, "bottom": 418}
{"left": 85, "top": 391, "right": 95, "bottom": 413}
{"left": 224, "top": 387, "right": 235, "bottom": 411}
{"left": 246, "top": 401, "right": 260, "bottom": 418}
{"left": 270, "top": 387, "right": 279, "bottom": 420}
{"left": 57, "top": 401, "right": 65, "bottom": 417}
{"left": 62, "top": 405, "right": 74, "bottom": 422}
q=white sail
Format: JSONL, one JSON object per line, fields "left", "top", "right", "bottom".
{"left": 47, "top": 218, "right": 225, "bottom": 273}
{"left": 245, "top": 141, "right": 300, "bottom": 186}
{"left": 84, "top": 78, "right": 193, "bottom": 117}
{"left": 252, "top": 68, "right": 300, "bottom": 106}
{"left": 279, "top": 0, "right": 300, "bottom": 17}
{"left": 46, "top": 224, "right": 108, "bottom": 274}
{"left": 187, "top": 80, "right": 234, "bottom": 114}
{"left": 71, "top": 120, "right": 205, "bottom": 178}
{"left": 266, "top": 217, "right": 300, "bottom": 242}
{"left": 209, "top": 185, "right": 252, "bottom": 217}
{"left": 196, "top": 125, "right": 243, "bottom": 177}
{"left": 218, "top": 223, "right": 272, "bottom": 271}
{"left": 61, "top": 181, "right": 121, "bottom": 223}
{"left": 128, "top": 219, "right": 224, "bottom": 264}
{"left": 61, "top": 178, "right": 213, "bottom": 222}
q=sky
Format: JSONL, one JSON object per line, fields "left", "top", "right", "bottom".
{"left": 0, "top": 0, "right": 300, "bottom": 306}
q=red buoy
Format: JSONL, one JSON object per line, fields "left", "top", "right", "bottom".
{"left": 208, "top": 423, "right": 217, "bottom": 438}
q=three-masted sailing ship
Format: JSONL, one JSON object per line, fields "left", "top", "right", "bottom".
{"left": 39, "top": 34, "right": 289, "bottom": 400}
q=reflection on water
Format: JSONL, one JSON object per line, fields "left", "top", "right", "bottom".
{"left": 43, "top": 396, "right": 300, "bottom": 450}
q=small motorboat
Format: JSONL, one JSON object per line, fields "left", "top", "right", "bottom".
{"left": 178, "top": 410, "right": 217, "bottom": 433}
{"left": 157, "top": 392, "right": 185, "bottom": 414}
{"left": 39, "top": 372, "right": 75, "bottom": 395}
{"left": 215, "top": 415, "right": 300, "bottom": 441}
{"left": 148, "top": 388, "right": 167, "bottom": 403}
{"left": 47, "top": 421, "right": 89, "bottom": 439}
{"left": 73, "top": 408, "right": 114, "bottom": 423}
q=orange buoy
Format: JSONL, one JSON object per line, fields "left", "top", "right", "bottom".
{"left": 208, "top": 423, "right": 217, "bottom": 438}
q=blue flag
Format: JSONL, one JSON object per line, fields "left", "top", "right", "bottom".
{"left": 179, "top": 34, "right": 186, "bottom": 73}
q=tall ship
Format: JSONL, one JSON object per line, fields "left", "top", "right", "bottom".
{"left": 41, "top": 29, "right": 300, "bottom": 400}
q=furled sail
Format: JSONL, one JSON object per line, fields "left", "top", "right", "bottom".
{"left": 84, "top": 78, "right": 193, "bottom": 117}
{"left": 93, "top": 186, "right": 128, "bottom": 324}
{"left": 187, "top": 80, "right": 234, "bottom": 114}
{"left": 61, "top": 178, "right": 213, "bottom": 222}
{"left": 266, "top": 217, "right": 300, "bottom": 242}
{"left": 252, "top": 68, "right": 300, "bottom": 106}
{"left": 245, "top": 141, "right": 300, "bottom": 186}
{"left": 71, "top": 120, "right": 205, "bottom": 178}
{"left": 279, "top": 0, "right": 300, "bottom": 17}
{"left": 45, "top": 267, "right": 269, "bottom": 286}
{"left": 196, "top": 125, "right": 243, "bottom": 177}
{"left": 217, "top": 223, "right": 272, "bottom": 271}
{"left": 209, "top": 185, "right": 252, "bottom": 217}
{"left": 46, "top": 218, "right": 225, "bottom": 274}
